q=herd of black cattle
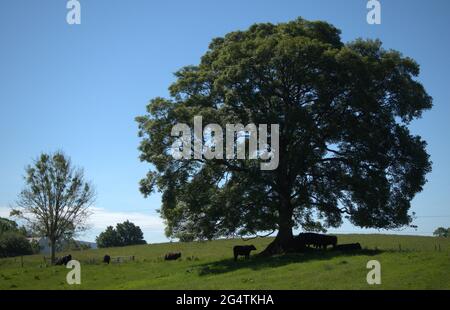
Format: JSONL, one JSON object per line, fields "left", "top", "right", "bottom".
{"left": 232, "top": 233, "right": 362, "bottom": 261}
{"left": 294, "top": 233, "right": 361, "bottom": 251}
{"left": 297, "top": 233, "right": 362, "bottom": 251}
{"left": 53, "top": 233, "right": 361, "bottom": 265}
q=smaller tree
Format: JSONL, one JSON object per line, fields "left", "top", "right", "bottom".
{"left": 96, "top": 226, "right": 121, "bottom": 248}
{"left": 116, "top": 220, "right": 146, "bottom": 246}
{"left": 11, "top": 152, "right": 95, "bottom": 263}
{"left": 433, "top": 227, "right": 449, "bottom": 238}
{"left": 96, "top": 221, "right": 146, "bottom": 248}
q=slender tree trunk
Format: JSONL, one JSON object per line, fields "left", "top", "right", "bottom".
{"left": 50, "top": 239, "right": 56, "bottom": 264}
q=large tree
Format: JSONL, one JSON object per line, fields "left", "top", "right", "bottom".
{"left": 11, "top": 152, "right": 95, "bottom": 263}
{"left": 136, "top": 18, "right": 432, "bottom": 254}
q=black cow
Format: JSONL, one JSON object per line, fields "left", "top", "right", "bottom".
{"left": 165, "top": 252, "right": 181, "bottom": 261}
{"left": 334, "top": 243, "right": 362, "bottom": 251}
{"left": 316, "top": 235, "right": 338, "bottom": 249}
{"left": 291, "top": 237, "right": 306, "bottom": 252}
{"left": 55, "top": 254, "right": 72, "bottom": 266}
{"left": 103, "top": 255, "right": 111, "bottom": 264}
{"left": 233, "top": 245, "right": 256, "bottom": 261}
{"left": 296, "top": 233, "right": 337, "bottom": 249}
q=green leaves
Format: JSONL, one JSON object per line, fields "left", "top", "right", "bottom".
{"left": 137, "top": 18, "right": 432, "bottom": 242}
{"left": 0, "top": 232, "right": 33, "bottom": 258}
{"left": 433, "top": 227, "right": 449, "bottom": 238}
{"left": 13, "top": 151, "right": 95, "bottom": 260}
{"left": 96, "top": 221, "right": 146, "bottom": 248}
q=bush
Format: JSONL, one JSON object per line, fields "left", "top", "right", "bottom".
{"left": 0, "top": 233, "right": 33, "bottom": 257}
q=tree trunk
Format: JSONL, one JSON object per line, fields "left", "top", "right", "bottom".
{"left": 259, "top": 197, "right": 299, "bottom": 256}
{"left": 50, "top": 239, "right": 56, "bottom": 264}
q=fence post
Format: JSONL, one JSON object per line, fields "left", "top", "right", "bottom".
{"left": 21, "top": 256, "right": 24, "bottom": 268}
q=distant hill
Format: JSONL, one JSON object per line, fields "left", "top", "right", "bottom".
{"left": 27, "top": 237, "right": 97, "bottom": 254}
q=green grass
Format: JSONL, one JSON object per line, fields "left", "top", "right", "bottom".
{"left": 0, "top": 234, "right": 449, "bottom": 290}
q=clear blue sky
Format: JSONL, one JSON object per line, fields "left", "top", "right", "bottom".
{"left": 0, "top": 0, "right": 449, "bottom": 242}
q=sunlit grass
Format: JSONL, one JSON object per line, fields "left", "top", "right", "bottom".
{"left": 0, "top": 234, "right": 449, "bottom": 289}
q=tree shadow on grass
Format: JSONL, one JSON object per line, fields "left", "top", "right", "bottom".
{"left": 196, "top": 248, "right": 383, "bottom": 276}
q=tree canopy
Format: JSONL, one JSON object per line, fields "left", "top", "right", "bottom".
{"left": 96, "top": 220, "right": 146, "bottom": 248}
{"left": 433, "top": 227, "right": 449, "bottom": 238}
{"left": 136, "top": 18, "right": 432, "bottom": 254}
{"left": 11, "top": 152, "right": 95, "bottom": 262}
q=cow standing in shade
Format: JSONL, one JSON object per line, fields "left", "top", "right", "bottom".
{"left": 334, "top": 243, "right": 362, "bottom": 251}
{"left": 296, "top": 233, "right": 337, "bottom": 249}
{"left": 233, "top": 245, "right": 256, "bottom": 261}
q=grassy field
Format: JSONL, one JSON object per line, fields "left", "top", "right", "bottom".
{"left": 0, "top": 234, "right": 449, "bottom": 290}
